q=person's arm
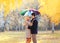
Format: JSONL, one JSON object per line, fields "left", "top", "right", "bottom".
{"left": 26, "top": 21, "right": 33, "bottom": 26}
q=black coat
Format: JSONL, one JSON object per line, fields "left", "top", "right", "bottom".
{"left": 28, "top": 18, "right": 38, "bottom": 34}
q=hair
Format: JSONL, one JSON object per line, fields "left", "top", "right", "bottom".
{"left": 31, "top": 13, "right": 35, "bottom": 16}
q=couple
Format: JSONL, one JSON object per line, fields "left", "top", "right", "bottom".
{"left": 24, "top": 13, "right": 38, "bottom": 43}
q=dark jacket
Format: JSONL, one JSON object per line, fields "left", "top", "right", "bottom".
{"left": 28, "top": 18, "right": 38, "bottom": 34}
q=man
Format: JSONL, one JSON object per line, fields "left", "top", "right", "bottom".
{"left": 28, "top": 13, "right": 38, "bottom": 43}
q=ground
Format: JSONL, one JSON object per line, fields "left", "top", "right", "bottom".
{"left": 0, "top": 31, "right": 60, "bottom": 43}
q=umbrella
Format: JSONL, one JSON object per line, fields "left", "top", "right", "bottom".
{"left": 29, "top": 10, "right": 40, "bottom": 15}
{"left": 19, "top": 10, "right": 28, "bottom": 16}
{"left": 24, "top": 10, "right": 33, "bottom": 17}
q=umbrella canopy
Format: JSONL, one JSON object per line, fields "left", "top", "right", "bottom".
{"left": 29, "top": 10, "right": 40, "bottom": 15}
{"left": 19, "top": 10, "right": 28, "bottom": 16}
{"left": 24, "top": 11, "right": 33, "bottom": 17}
{"left": 19, "top": 9, "right": 40, "bottom": 16}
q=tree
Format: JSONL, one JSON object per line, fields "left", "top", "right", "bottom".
{"left": 5, "top": 10, "right": 21, "bottom": 31}
{"left": 21, "top": 0, "right": 40, "bottom": 10}
{"left": 38, "top": 15, "right": 49, "bottom": 31}
{"left": 51, "top": 22, "right": 55, "bottom": 33}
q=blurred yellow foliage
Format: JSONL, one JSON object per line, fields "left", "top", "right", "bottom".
{"left": 0, "top": 0, "right": 60, "bottom": 25}
{"left": 39, "top": 0, "right": 60, "bottom": 25}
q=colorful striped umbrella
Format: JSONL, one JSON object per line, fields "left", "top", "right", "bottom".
{"left": 24, "top": 10, "right": 33, "bottom": 17}
{"left": 29, "top": 10, "right": 40, "bottom": 15}
{"left": 19, "top": 10, "right": 28, "bottom": 16}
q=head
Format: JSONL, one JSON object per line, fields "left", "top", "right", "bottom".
{"left": 31, "top": 13, "right": 35, "bottom": 19}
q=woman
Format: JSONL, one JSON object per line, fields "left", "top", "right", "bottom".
{"left": 24, "top": 16, "right": 32, "bottom": 43}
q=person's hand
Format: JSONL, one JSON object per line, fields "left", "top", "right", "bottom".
{"left": 27, "top": 22, "right": 32, "bottom": 26}
{"left": 30, "top": 22, "right": 33, "bottom": 26}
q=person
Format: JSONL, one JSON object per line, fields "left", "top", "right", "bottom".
{"left": 24, "top": 16, "right": 32, "bottom": 43}
{"left": 28, "top": 13, "right": 38, "bottom": 43}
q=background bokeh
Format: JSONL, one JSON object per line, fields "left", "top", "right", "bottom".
{"left": 0, "top": 0, "right": 60, "bottom": 25}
